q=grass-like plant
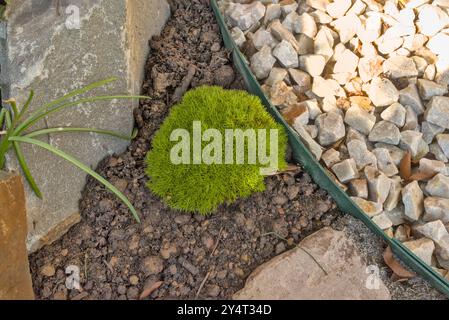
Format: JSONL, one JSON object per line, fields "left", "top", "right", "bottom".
{"left": 0, "top": 78, "right": 145, "bottom": 222}
{"left": 146, "top": 86, "right": 288, "bottom": 215}
{"left": 0, "top": 0, "right": 8, "bottom": 20}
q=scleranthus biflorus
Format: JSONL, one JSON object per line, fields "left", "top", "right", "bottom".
{"left": 145, "top": 86, "right": 288, "bottom": 215}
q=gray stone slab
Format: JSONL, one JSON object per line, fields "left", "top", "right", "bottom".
{"left": 2, "top": 0, "right": 170, "bottom": 252}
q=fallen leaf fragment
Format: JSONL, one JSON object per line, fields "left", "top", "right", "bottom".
{"left": 139, "top": 281, "right": 163, "bottom": 300}
{"left": 399, "top": 151, "right": 412, "bottom": 180}
{"left": 407, "top": 170, "right": 437, "bottom": 182}
{"left": 383, "top": 246, "right": 416, "bottom": 279}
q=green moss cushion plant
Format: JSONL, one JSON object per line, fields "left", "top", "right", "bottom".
{"left": 146, "top": 86, "right": 288, "bottom": 215}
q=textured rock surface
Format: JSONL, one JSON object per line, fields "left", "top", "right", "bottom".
{"left": 233, "top": 228, "right": 391, "bottom": 300}
{"left": 0, "top": 172, "right": 35, "bottom": 300}
{"left": 3, "top": 0, "right": 170, "bottom": 252}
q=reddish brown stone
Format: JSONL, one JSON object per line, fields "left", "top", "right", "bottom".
{"left": 0, "top": 172, "right": 34, "bottom": 300}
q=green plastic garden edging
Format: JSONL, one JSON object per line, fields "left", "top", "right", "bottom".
{"left": 211, "top": 0, "right": 449, "bottom": 297}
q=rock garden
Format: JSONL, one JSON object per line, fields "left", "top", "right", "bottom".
{"left": 1, "top": 0, "right": 449, "bottom": 301}
{"left": 221, "top": 0, "right": 449, "bottom": 280}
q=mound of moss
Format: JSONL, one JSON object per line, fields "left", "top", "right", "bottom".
{"left": 145, "top": 86, "right": 288, "bottom": 215}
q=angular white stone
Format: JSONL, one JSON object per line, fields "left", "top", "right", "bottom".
{"left": 273, "top": 40, "right": 299, "bottom": 68}
{"left": 361, "top": 42, "right": 378, "bottom": 57}
{"left": 265, "top": 68, "right": 288, "bottom": 86}
{"left": 366, "top": 169, "right": 392, "bottom": 204}
{"left": 344, "top": 105, "right": 376, "bottom": 135}
{"left": 281, "top": 1, "right": 298, "bottom": 15}
{"left": 417, "top": 4, "right": 449, "bottom": 37}
{"left": 383, "top": 56, "right": 418, "bottom": 78}
{"left": 327, "top": 0, "right": 352, "bottom": 18}
{"left": 427, "top": 33, "right": 449, "bottom": 56}
{"left": 348, "top": 179, "right": 369, "bottom": 199}
{"left": 372, "top": 213, "right": 394, "bottom": 230}
{"left": 358, "top": 56, "right": 384, "bottom": 83}
{"left": 400, "top": 130, "right": 424, "bottom": 158}
{"left": 332, "top": 159, "right": 359, "bottom": 183}
{"left": 228, "top": 2, "right": 266, "bottom": 31}
{"left": 332, "top": 71, "right": 357, "bottom": 85}
{"left": 369, "top": 121, "right": 401, "bottom": 145}
{"left": 397, "top": 7, "right": 416, "bottom": 26}
{"left": 414, "top": 220, "right": 449, "bottom": 260}
{"left": 366, "top": 77, "right": 399, "bottom": 107}
{"left": 322, "top": 148, "right": 341, "bottom": 168}
{"left": 305, "top": 125, "right": 319, "bottom": 139}
{"left": 297, "top": 13, "right": 318, "bottom": 39}
{"left": 358, "top": 14, "right": 383, "bottom": 44}
{"left": 351, "top": 197, "right": 383, "bottom": 217}
{"left": 231, "top": 27, "right": 246, "bottom": 47}
{"left": 399, "top": 84, "right": 425, "bottom": 116}
{"left": 300, "top": 99, "right": 322, "bottom": 120}
{"left": 282, "top": 11, "right": 301, "bottom": 33}
{"left": 334, "top": 49, "right": 359, "bottom": 74}
{"left": 269, "top": 20, "right": 301, "bottom": 53}
{"left": 283, "top": 103, "right": 310, "bottom": 126}
{"left": 332, "top": 42, "right": 347, "bottom": 61}
{"left": 316, "top": 112, "right": 346, "bottom": 146}
{"left": 405, "top": 0, "right": 430, "bottom": 8}
{"left": 312, "top": 76, "right": 346, "bottom": 98}
{"left": 433, "top": 0, "right": 449, "bottom": 7}
{"left": 347, "top": 127, "right": 368, "bottom": 144}
{"left": 395, "top": 225, "right": 410, "bottom": 242}
{"left": 417, "top": 79, "right": 448, "bottom": 100}
{"left": 347, "top": 0, "right": 367, "bottom": 16}
{"left": 251, "top": 45, "right": 276, "bottom": 79}
{"left": 307, "top": 0, "right": 330, "bottom": 11}
{"left": 437, "top": 133, "right": 449, "bottom": 158}
{"left": 416, "top": 138, "right": 430, "bottom": 161}
{"left": 436, "top": 55, "right": 449, "bottom": 85}
{"left": 402, "top": 181, "right": 424, "bottom": 221}
{"left": 321, "top": 95, "right": 340, "bottom": 114}
{"left": 436, "top": 255, "right": 449, "bottom": 271}
{"left": 412, "top": 56, "right": 428, "bottom": 77}
{"left": 264, "top": 4, "right": 282, "bottom": 25}
{"left": 422, "top": 121, "right": 445, "bottom": 144}
{"left": 424, "top": 97, "right": 449, "bottom": 129}
{"left": 426, "top": 173, "right": 449, "bottom": 199}
{"left": 424, "top": 64, "right": 436, "bottom": 81}
{"left": 385, "top": 202, "right": 406, "bottom": 225}
{"left": 405, "top": 33, "right": 429, "bottom": 52}
{"left": 424, "top": 197, "right": 449, "bottom": 223}
{"left": 288, "top": 68, "right": 312, "bottom": 92}
{"left": 333, "top": 14, "right": 361, "bottom": 44}
{"left": 310, "top": 10, "right": 333, "bottom": 24}
{"left": 419, "top": 158, "right": 447, "bottom": 176}
{"left": 403, "top": 238, "right": 435, "bottom": 266}
{"left": 374, "top": 143, "right": 405, "bottom": 166}
{"left": 373, "top": 148, "right": 398, "bottom": 177}
{"left": 347, "top": 139, "right": 377, "bottom": 170}
{"left": 430, "top": 142, "right": 449, "bottom": 163}
{"left": 402, "top": 105, "right": 419, "bottom": 131}
{"left": 377, "top": 35, "right": 404, "bottom": 55}
{"left": 252, "top": 28, "right": 277, "bottom": 50}
{"left": 314, "top": 27, "right": 335, "bottom": 61}
{"left": 381, "top": 102, "right": 406, "bottom": 127}
{"left": 293, "top": 123, "right": 324, "bottom": 160}
{"left": 299, "top": 54, "right": 326, "bottom": 76}
{"left": 296, "top": 34, "right": 315, "bottom": 55}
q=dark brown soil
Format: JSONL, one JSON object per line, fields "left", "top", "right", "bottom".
{"left": 29, "top": 0, "right": 341, "bottom": 300}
